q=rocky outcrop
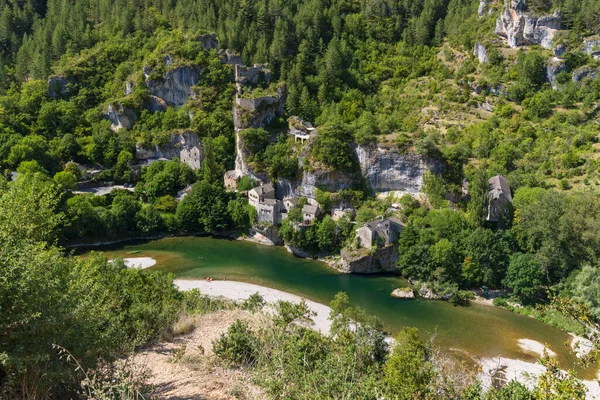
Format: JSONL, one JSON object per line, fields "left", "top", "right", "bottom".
{"left": 103, "top": 104, "right": 137, "bottom": 131}
{"left": 48, "top": 76, "right": 72, "bottom": 98}
{"left": 546, "top": 57, "right": 567, "bottom": 89}
{"left": 419, "top": 282, "right": 452, "bottom": 300}
{"left": 224, "top": 49, "right": 243, "bottom": 65}
{"left": 478, "top": 0, "right": 492, "bottom": 18}
{"left": 474, "top": 42, "right": 489, "bottom": 63}
{"left": 145, "top": 96, "right": 168, "bottom": 113}
{"left": 145, "top": 65, "right": 201, "bottom": 106}
{"left": 136, "top": 131, "right": 201, "bottom": 161}
{"left": 331, "top": 246, "right": 398, "bottom": 274}
{"left": 297, "top": 168, "right": 360, "bottom": 199}
{"left": 572, "top": 66, "right": 599, "bottom": 82}
{"left": 583, "top": 38, "right": 600, "bottom": 60}
{"left": 233, "top": 88, "right": 286, "bottom": 129}
{"left": 198, "top": 33, "right": 218, "bottom": 51}
{"left": 495, "top": 0, "right": 561, "bottom": 49}
{"left": 356, "top": 146, "right": 434, "bottom": 194}
{"left": 391, "top": 288, "right": 415, "bottom": 299}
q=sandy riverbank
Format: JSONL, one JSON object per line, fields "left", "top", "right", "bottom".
{"left": 123, "top": 257, "right": 157, "bottom": 269}
{"left": 175, "top": 279, "right": 333, "bottom": 335}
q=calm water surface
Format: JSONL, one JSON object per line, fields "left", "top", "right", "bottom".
{"left": 95, "top": 236, "right": 597, "bottom": 377}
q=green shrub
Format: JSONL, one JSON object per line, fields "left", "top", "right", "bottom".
{"left": 213, "top": 320, "right": 259, "bottom": 367}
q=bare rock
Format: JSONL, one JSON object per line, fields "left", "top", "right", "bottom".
{"left": 572, "top": 66, "right": 599, "bottom": 83}
{"left": 546, "top": 57, "right": 567, "bottom": 89}
{"left": 474, "top": 42, "right": 489, "bottom": 63}
{"left": 495, "top": 0, "right": 561, "bottom": 49}
{"left": 356, "top": 146, "right": 438, "bottom": 194}
{"left": 198, "top": 33, "right": 218, "bottom": 51}
{"left": 103, "top": 104, "right": 137, "bottom": 131}
{"left": 145, "top": 65, "right": 201, "bottom": 107}
{"left": 330, "top": 246, "right": 399, "bottom": 274}
{"left": 583, "top": 38, "right": 600, "bottom": 60}
{"left": 391, "top": 288, "right": 415, "bottom": 299}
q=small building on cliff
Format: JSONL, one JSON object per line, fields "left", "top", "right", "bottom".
{"left": 249, "top": 183, "right": 283, "bottom": 225}
{"left": 288, "top": 116, "right": 316, "bottom": 143}
{"left": 302, "top": 204, "right": 322, "bottom": 225}
{"left": 487, "top": 175, "right": 512, "bottom": 222}
{"left": 356, "top": 217, "right": 403, "bottom": 250}
{"left": 224, "top": 170, "right": 241, "bottom": 190}
{"left": 180, "top": 143, "right": 204, "bottom": 170}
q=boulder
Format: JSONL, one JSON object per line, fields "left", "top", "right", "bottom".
{"left": 546, "top": 57, "right": 567, "bottom": 89}
{"left": 125, "top": 80, "right": 134, "bottom": 95}
{"left": 391, "top": 288, "right": 415, "bottom": 299}
{"left": 474, "top": 42, "right": 489, "bottom": 63}
{"left": 48, "top": 76, "right": 72, "bottom": 98}
{"left": 572, "top": 66, "right": 599, "bottom": 83}
{"left": 145, "top": 65, "right": 201, "bottom": 106}
{"left": 495, "top": 0, "right": 561, "bottom": 49}
{"left": 103, "top": 104, "right": 137, "bottom": 131}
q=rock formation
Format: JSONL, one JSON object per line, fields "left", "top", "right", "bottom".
{"left": 136, "top": 130, "right": 202, "bottom": 165}
{"left": 103, "top": 104, "right": 137, "bottom": 131}
{"left": 48, "top": 76, "right": 72, "bottom": 98}
{"left": 572, "top": 66, "right": 599, "bottom": 83}
{"left": 330, "top": 246, "right": 399, "bottom": 274}
{"left": 546, "top": 57, "right": 567, "bottom": 89}
{"left": 474, "top": 42, "right": 489, "bottom": 63}
{"left": 583, "top": 38, "right": 600, "bottom": 60}
{"left": 391, "top": 288, "right": 415, "bottom": 299}
{"left": 145, "top": 65, "right": 201, "bottom": 107}
{"left": 356, "top": 145, "right": 433, "bottom": 194}
{"left": 495, "top": 0, "right": 561, "bottom": 49}
{"left": 198, "top": 33, "right": 218, "bottom": 51}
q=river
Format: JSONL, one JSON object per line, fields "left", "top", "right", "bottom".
{"left": 94, "top": 236, "right": 597, "bottom": 378}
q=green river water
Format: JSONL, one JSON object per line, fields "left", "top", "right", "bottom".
{"left": 95, "top": 236, "right": 597, "bottom": 378}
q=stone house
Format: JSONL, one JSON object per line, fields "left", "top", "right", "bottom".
{"left": 487, "top": 175, "right": 512, "bottom": 222}
{"left": 249, "top": 183, "right": 283, "bottom": 225}
{"left": 283, "top": 197, "right": 298, "bottom": 211}
{"left": 224, "top": 170, "right": 241, "bottom": 190}
{"left": 356, "top": 217, "right": 403, "bottom": 250}
{"left": 331, "top": 207, "right": 356, "bottom": 221}
{"left": 180, "top": 143, "right": 204, "bottom": 170}
{"left": 302, "top": 204, "right": 321, "bottom": 225}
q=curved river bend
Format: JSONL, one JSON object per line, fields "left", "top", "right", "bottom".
{"left": 95, "top": 236, "right": 596, "bottom": 378}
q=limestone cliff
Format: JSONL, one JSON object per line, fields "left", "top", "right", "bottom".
{"left": 495, "top": 0, "right": 561, "bottom": 49}
{"left": 103, "top": 104, "right": 137, "bottom": 131}
{"left": 136, "top": 131, "right": 202, "bottom": 161}
{"left": 145, "top": 64, "right": 201, "bottom": 107}
{"left": 355, "top": 145, "right": 433, "bottom": 194}
{"left": 330, "top": 246, "right": 398, "bottom": 274}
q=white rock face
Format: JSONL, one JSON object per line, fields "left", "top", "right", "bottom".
{"left": 356, "top": 146, "right": 431, "bottom": 194}
{"left": 495, "top": 0, "right": 561, "bottom": 49}
{"left": 104, "top": 104, "right": 137, "bottom": 131}
{"left": 583, "top": 38, "right": 600, "bottom": 60}
{"left": 135, "top": 131, "right": 202, "bottom": 164}
{"left": 145, "top": 65, "right": 201, "bottom": 106}
{"left": 546, "top": 57, "right": 567, "bottom": 89}
{"left": 474, "top": 42, "right": 489, "bottom": 63}
{"left": 572, "top": 66, "right": 599, "bottom": 83}
{"left": 478, "top": 0, "right": 492, "bottom": 17}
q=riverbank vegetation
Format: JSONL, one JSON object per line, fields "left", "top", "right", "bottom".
{"left": 3, "top": 0, "right": 600, "bottom": 396}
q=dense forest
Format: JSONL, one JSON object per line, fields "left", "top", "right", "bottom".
{"left": 3, "top": 0, "right": 600, "bottom": 397}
